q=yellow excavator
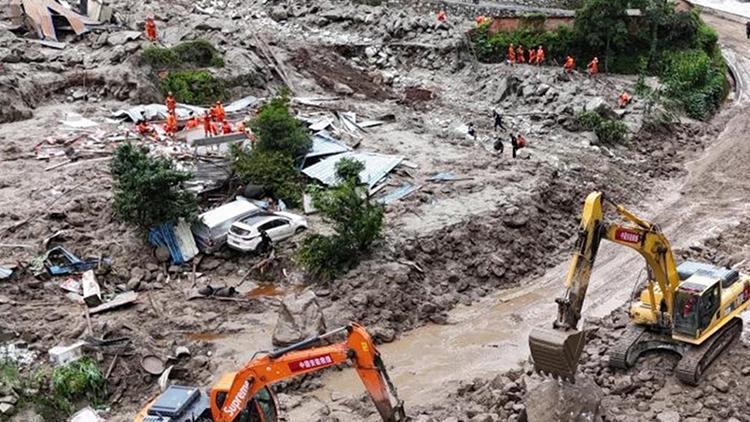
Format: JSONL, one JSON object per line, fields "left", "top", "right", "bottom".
{"left": 529, "top": 192, "right": 750, "bottom": 385}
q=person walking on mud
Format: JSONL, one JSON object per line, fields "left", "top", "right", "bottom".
{"left": 493, "top": 109, "right": 506, "bottom": 131}
{"left": 746, "top": 21, "right": 750, "bottom": 39}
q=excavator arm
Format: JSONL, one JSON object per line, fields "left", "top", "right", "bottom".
{"left": 529, "top": 191, "right": 681, "bottom": 379}
{"left": 213, "top": 323, "right": 405, "bottom": 422}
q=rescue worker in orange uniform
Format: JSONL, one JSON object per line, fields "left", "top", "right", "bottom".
{"left": 516, "top": 45, "right": 525, "bottom": 64}
{"left": 145, "top": 17, "right": 157, "bottom": 41}
{"left": 437, "top": 10, "right": 447, "bottom": 22}
{"left": 164, "top": 112, "right": 178, "bottom": 136}
{"left": 213, "top": 101, "right": 226, "bottom": 122}
{"left": 536, "top": 45, "right": 545, "bottom": 66}
{"left": 136, "top": 120, "right": 153, "bottom": 136}
{"left": 185, "top": 113, "right": 200, "bottom": 129}
{"left": 507, "top": 43, "right": 516, "bottom": 65}
{"left": 236, "top": 121, "right": 246, "bottom": 134}
{"left": 528, "top": 47, "right": 537, "bottom": 65}
{"left": 563, "top": 56, "right": 575, "bottom": 73}
{"left": 222, "top": 120, "right": 233, "bottom": 134}
{"left": 203, "top": 111, "right": 215, "bottom": 137}
{"left": 618, "top": 91, "right": 632, "bottom": 108}
{"left": 165, "top": 92, "right": 176, "bottom": 115}
{"left": 587, "top": 57, "right": 599, "bottom": 77}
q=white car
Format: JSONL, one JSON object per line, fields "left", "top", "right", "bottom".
{"left": 227, "top": 212, "right": 308, "bottom": 253}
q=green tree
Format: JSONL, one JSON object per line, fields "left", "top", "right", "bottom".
{"left": 249, "top": 93, "right": 312, "bottom": 159}
{"left": 231, "top": 147, "right": 303, "bottom": 206}
{"left": 297, "top": 158, "right": 385, "bottom": 279}
{"left": 111, "top": 143, "right": 197, "bottom": 229}
{"left": 574, "top": 0, "right": 629, "bottom": 73}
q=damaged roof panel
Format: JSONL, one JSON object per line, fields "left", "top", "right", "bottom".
{"left": 21, "top": 0, "right": 100, "bottom": 41}
{"left": 302, "top": 151, "right": 403, "bottom": 190}
{"left": 305, "top": 131, "right": 352, "bottom": 159}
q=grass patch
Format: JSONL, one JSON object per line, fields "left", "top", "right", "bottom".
{"left": 1, "top": 358, "right": 106, "bottom": 420}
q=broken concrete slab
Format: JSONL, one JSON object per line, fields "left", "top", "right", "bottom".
{"left": 48, "top": 340, "right": 86, "bottom": 366}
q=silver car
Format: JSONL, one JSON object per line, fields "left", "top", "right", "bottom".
{"left": 227, "top": 212, "right": 308, "bottom": 253}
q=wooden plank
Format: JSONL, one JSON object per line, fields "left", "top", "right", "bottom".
{"left": 89, "top": 291, "right": 138, "bottom": 315}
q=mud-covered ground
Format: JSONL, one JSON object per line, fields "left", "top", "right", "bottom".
{"left": 0, "top": 1, "right": 746, "bottom": 421}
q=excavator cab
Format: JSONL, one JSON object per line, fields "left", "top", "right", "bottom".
{"left": 673, "top": 279, "right": 721, "bottom": 338}
{"left": 211, "top": 374, "right": 280, "bottom": 422}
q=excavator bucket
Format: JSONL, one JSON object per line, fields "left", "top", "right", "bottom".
{"left": 528, "top": 327, "right": 585, "bottom": 380}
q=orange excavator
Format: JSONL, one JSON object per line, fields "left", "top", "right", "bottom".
{"left": 135, "top": 323, "right": 405, "bottom": 422}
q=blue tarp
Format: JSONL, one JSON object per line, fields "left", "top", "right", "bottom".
{"left": 148, "top": 223, "right": 185, "bottom": 265}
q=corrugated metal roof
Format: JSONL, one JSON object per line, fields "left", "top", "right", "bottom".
{"left": 302, "top": 151, "right": 403, "bottom": 189}
{"left": 305, "top": 131, "right": 351, "bottom": 159}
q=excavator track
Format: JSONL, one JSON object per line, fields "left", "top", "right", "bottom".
{"left": 676, "top": 317, "right": 743, "bottom": 386}
{"left": 608, "top": 325, "right": 647, "bottom": 369}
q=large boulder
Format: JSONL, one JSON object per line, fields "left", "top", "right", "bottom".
{"left": 525, "top": 377, "right": 604, "bottom": 422}
{"left": 584, "top": 97, "right": 617, "bottom": 119}
{"left": 272, "top": 290, "right": 326, "bottom": 347}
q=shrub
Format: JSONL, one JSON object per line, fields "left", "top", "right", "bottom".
{"left": 595, "top": 119, "right": 628, "bottom": 144}
{"left": 297, "top": 159, "right": 385, "bottom": 279}
{"left": 576, "top": 111, "right": 628, "bottom": 144}
{"left": 141, "top": 40, "right": 224, "bottom": 69}
{"left": 111, "top": 143, "right": 197, "bottom": 229}
{"left": 231, "top": 147, "right": 303, "bottom": 207}
{"left": 249, "top": 93, "right": 312, "bottom": 159}
{"left": 51, "top": 358, "right": 106, "bottom": 407}
{"left": 141, "top": 46, "right": 180, "bottom": 68}
{"left": 172, "top": 40, "right": 225, "bottom": 68}
{"left": 160, "top": 70, "right": 227, "bottom": 105}
{"left": 576, "top": 111, "right": 602, "bottom": 130}
{"left": 662, "top": 49, "right": 727, "bottom": 120}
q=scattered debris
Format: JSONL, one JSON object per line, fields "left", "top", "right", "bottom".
{"left": 377, "top": 183, "right": 421, "bottom": 205}
{"left": 140, "top": 354, "right": 165, "bottom": 376}
{"left": 39, "top": 246, "right": 111, "bottom": 277}
{"left": 426, "top": 172, "right": 474, "bottom": 182}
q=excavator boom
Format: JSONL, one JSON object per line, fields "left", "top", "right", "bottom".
{"left": 135, "top": 323, "right": 404, "bottom": 422}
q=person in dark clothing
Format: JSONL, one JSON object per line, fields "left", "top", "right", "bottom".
{"left": 746, "top": 21, "right": 750, "bottom": 39}
{"left": 493, "top": 110, "right": 506, "bottom": 131}
{"left": 493, "top": 137, "right": 504, "bottom": 155}
{"left": 257, "top": 230, "right": 273, "bottom": 254}
{"left": 467, "top": 122, "right": 477, "bottom": 140}
{"left": 510, "top": 134, "right": 518, "bottom": 158}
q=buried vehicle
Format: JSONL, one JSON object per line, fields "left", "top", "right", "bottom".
{"left": 134, "top": 324, "right": 405, "bottom": 422}
{"left": 529, "top": 192, "right": 750, "bottom": 385}
{"left": 227, "top": 212, "right": 307, "bottom": 253}
{"left": 192, "top": 198, "right": 262, "bottom": 253}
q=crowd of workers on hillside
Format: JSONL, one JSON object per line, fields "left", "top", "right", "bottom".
{"left": 433, "top": 10, "right": 634, "bottom": 158}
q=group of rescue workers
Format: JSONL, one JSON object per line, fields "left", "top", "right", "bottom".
{"left": 135, "top": 93, "right": 248, "bottom": 139}
{"left": 506, "top": 43, "right": 547, "bottom": 67}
